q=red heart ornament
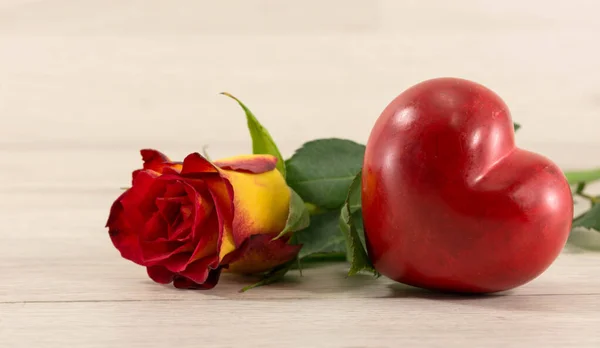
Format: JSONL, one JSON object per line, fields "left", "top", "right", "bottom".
{"left": 362, "top": 77, "right": 573, "bottom": 293}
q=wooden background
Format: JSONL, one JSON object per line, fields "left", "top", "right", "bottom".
{"left": 1, "top": 1, "right": 600, "bottom": 347}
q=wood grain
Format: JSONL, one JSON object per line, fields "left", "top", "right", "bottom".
{"left": 3, "top": 295, "right": 600, "bottom": 348}
{"left": 1, "top": 159, "right": 600, "bottom": 348}
{"left": 2, "top": 0, "right": 600, "bottom": 347}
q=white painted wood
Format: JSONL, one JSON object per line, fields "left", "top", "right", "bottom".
{"left": 2, "top": 0, "right": 600, "bottom": 347}
{"left": 1, "top": 1, "right": 600, "bottom": 167}
{"left": 1, "top": 155, "right": 600, "bottom": 347}
{"left": 2, "top": 203, "right": 600, "bottom": 348}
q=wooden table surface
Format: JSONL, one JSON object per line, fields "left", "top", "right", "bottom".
{"left": 2, "top": 186, "right": 600, "bottom": 348}
{"left": 2, "top": 1, "right": 600, "bottom": 347}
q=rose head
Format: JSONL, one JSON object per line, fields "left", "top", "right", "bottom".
{"left": 106, "top": 150, "right": 301, "bottom": 289}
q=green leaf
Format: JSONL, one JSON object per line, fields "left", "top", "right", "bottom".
{"left": 221, "top": 92, "right": 286, "bottom": 177}
{"left": 339, "top": 170, "right": 378, "bottom": 277}
{"left": 239, "top": 260, "right": 295, "bottom": 292}
{"left": 294, "top": 210, "right": 346, "bottom": 259}
{"left": 572, "top": 204, "right": 600, "bottom": 231}
{"left": 564, "top": 169, "right": 600, "bottom": 185}
{"left": 575, "top": 182, "right": 587, "bottom": 194}
{"left": 273, "top": 188, "right": 310, "bottom": 240}
{"left": 345, "top": 171, "right": 362, "bottom": 214}
{"left": 286, "top": 138, "right": 365, "bottom": 209}
{"left": 513, "top": 122, "right": 521, "bottom": 132}
{"left": 297, "top": 253, "right": 347, "bottom": 263}
{"left": 304, "top": 202, "right": 325, "bottom": 215}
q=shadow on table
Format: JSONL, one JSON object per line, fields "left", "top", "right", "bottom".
{"left": 209, "top": 266, "right": 383, "bottom": 299}
{"left": 211, "top": 268, "right": 567, "bottom": 313}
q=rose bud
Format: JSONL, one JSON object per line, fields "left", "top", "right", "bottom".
{"left": 106, "top": 149, "right": 301, "bottom": 289}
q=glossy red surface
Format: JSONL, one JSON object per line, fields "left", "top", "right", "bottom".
{"left": 362, "top": 78, "right": 573, "bottom": 293}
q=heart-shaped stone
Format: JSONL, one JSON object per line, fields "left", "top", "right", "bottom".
{"left": 362, "top": 77, "right": 573, "bottom": 293}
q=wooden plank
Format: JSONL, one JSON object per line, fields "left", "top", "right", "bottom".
{"left": 2, "top": 295, "right": 600, "bottom": 348}
{"left": 2, "top": 224, "right": 600, "bottom": 303}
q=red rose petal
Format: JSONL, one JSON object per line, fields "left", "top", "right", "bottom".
{"left": 173, "top": 268, "right": 221, "bottom": 290}
{"left": 190, "top": 212, "right": 219, "bottom": 258}
{"left": 141, "top": 149, "right": 183, "bottom": 174}
{"left": 126, "top": 173, "right": 167, "bottom": 221}
{"left": 120, "top": 171, "right": 159, "bottom": 215}
{"left": 107, "top": 195, "right": 144, "bottom": 265}
{"left": 184, "top": 178, "right": 210, "bottom": 196}
{"left": 181, "top": 153, "right": 219, "bottom": 175}
{"left": 202, "top": 175, "right": 235, "bottom": 253}
{"left": 162, "top": 252, "right": 193, "bottom": 273}
{"left": 178, "top": 255, "right": 220, "bottom": 284}
{"left": 108, "top": 204, "right": 143, "bottom": 265}
{"left": 141, "top": 212, "right": 169, "bottom": 241}
{"left": 214, "top": 154, "right": 278, "bottom": 174}
{"left": 140, "top": 239, "right": 191, "bottom": 265}
{"left": 164, "top": 182, "right": 187, "bottom": 198}
{"left": 141, "top": 149, "right": 170, "bottom": 164}
{"left": 168, "top": 220, "right": 193, "bottom": 242}
{"left": 154, "top": 196, "right": 183, "bottom": 225}
{"left": 161, "top": 218, "right": 220, "bottom": 274}
{"left": 107, "top": 171, "right": 165, "bottom": 265}
{"left": 147, "top": 265, "right": 175, "bottom": 284}
{"left": 182, "top": 182, "right": 213, "bottom": 230}
{"left": 153, "top": 182, "right": 193, "bottom": 241}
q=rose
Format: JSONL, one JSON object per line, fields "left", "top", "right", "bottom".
{"left": 106, "top": 149, "right": 301, "bottom": 289}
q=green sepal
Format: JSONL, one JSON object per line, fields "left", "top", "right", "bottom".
{"left": 273, "top": 188, "right": 310, "bottom": 240}
{"left": 339, "top": 170, "right": 379, "bottom": 277}
{"left": 221, "top": 92, "right": 286, "bottom": 177}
